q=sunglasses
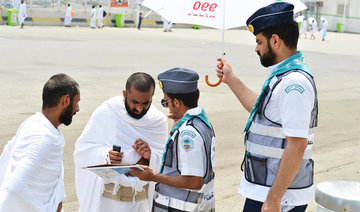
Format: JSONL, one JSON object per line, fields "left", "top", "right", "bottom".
{"left": 161, "top": 98, "right": 173, "bottom": 108}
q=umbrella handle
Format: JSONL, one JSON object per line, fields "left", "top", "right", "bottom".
{"left": 205, "top": 59, "right": 223, "bottom": 87}
{"left": 205, "top": 75, "right": 222, "bottom": 87}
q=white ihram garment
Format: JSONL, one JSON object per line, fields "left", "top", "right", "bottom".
{"left": 162, "top": 16, "right": 172, "bottom": 31}
{"left": 65, "top": 6, "right": 72, "bottom": 26}
{"left": 320, "top": 21, "right": 328, "bottom": 38}
{"left": 310, "top": 21, "right": 318, "bottom": 34}
{"left": 90, "top": 8, "right": 97, "bottom": 28}
{"left": 300, "top": 20, "right": 307, "bottom": 35}
{"left": 74, "top": 96, "right": 168, "bottom": 212}
{"left": 18, "top": 3, "right": 26, "bottom": 24}
{"left": 0, "top": 113, "right": 66, "bottom": 212}
{"left": 97, "top": 7, "right": 104, "bottom": 28}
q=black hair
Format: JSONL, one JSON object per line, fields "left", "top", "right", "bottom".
{"left": 167, "top": 89, "right": 199, "bottom": 108}
{"left": 125, "top": 72, "right": 155, "bottom": 93}
{"left": 92, "top": 5, "right": 95, "bottom": 8}
{"left": 260, "top": 21, "right": 299, "bottom": 50}
{"left": 42, "top": 74, "right": 79, "bottom": 109}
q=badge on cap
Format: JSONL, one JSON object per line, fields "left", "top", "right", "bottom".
{"left": 248, "top": 24, "right": 254, "bottom": 33}
{"left": 159, "top": 81, "right": 163, "bottom": 89}
{"left": 246, "top": 2, "right": 294, "bottom": 35}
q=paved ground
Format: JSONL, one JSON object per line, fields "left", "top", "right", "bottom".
{"left": 0, "top": 25, "right": 359, "bottom": 211}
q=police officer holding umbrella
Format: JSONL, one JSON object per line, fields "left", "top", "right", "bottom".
{"left": 132, "top": 68, "right": 216, "bottom": 212}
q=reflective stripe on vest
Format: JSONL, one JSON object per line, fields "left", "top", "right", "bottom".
{"left": 249, "top": 122, "right": 316, "bottom": 139}
{"left": 154, "top": 191, "right": 198, "bottom": 211}
{"left": 153, "top": 179, "right": 215, "bottom": 212}
{"left": 246, "top": 141, "right": 312, "bottom": 159}
{"left": 247, "top": 122, "right": 314, "bottom": 159}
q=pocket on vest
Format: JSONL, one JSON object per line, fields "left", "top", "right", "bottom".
{"left": 245, "top": 153, "right": 268, "bottom": 185}
{"left": 289, "top": 158, "right": 314, "bottom": 189}
{"left": 164, "top": 140, "right": 174, "bottom": 167}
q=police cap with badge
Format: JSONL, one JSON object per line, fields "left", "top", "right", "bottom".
{"left": 246, "top": 2, "right": 294, "bottom": 35}
{"left": 158, "top": 67, "right": 199, "bottom": 94}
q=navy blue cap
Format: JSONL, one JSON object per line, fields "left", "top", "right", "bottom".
{"left": 246, "top": 2, "right": 294, "bottom": 35}
{"left": 158, "top": 67, "right": 199, "bottom": 94}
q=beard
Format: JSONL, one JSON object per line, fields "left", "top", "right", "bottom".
{"left": 258, "top": 41, "right": 276, "bottom": 67}
{"left": 124, "top": 98, "right": 150, "bottom": 120}
{"left": 59, "top": 104, "right": 75, "bottom": 126}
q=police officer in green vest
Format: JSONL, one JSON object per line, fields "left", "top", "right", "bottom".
{"left": 216, "top": 2, "right": 318, "bottom": 212}
{"left": 132, "top": 68, "right": 216, "bottom": 212}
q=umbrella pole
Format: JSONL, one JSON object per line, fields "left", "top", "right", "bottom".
{"left": 205, "top": 28, "right": 224, "bottom": 87}
{"left": 205, "top": 2, "right": 225, "bottom": 87}
{"left": 221, "top": 0, "right": 225, "bottom": 57}
{"left": 221, "top": 27, "right": 225, "bottom": 57}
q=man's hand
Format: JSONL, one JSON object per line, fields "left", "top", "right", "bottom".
{"left": 261, "top": 199, "right": 281, "bottom": 212}
{"left": 109, "top": 150, "right": 123, "bottom": 164}
{"left": 130, "top": 165, "right": 157, "bottom": 181}
{"left": 132, "top": 139, "right": 151, "bottom": 160}
{"left": 131, "top": 166, "right": 203, "bottom": 190}
{"left": 216, "top": 58, "right": 235, "bottom": 85}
